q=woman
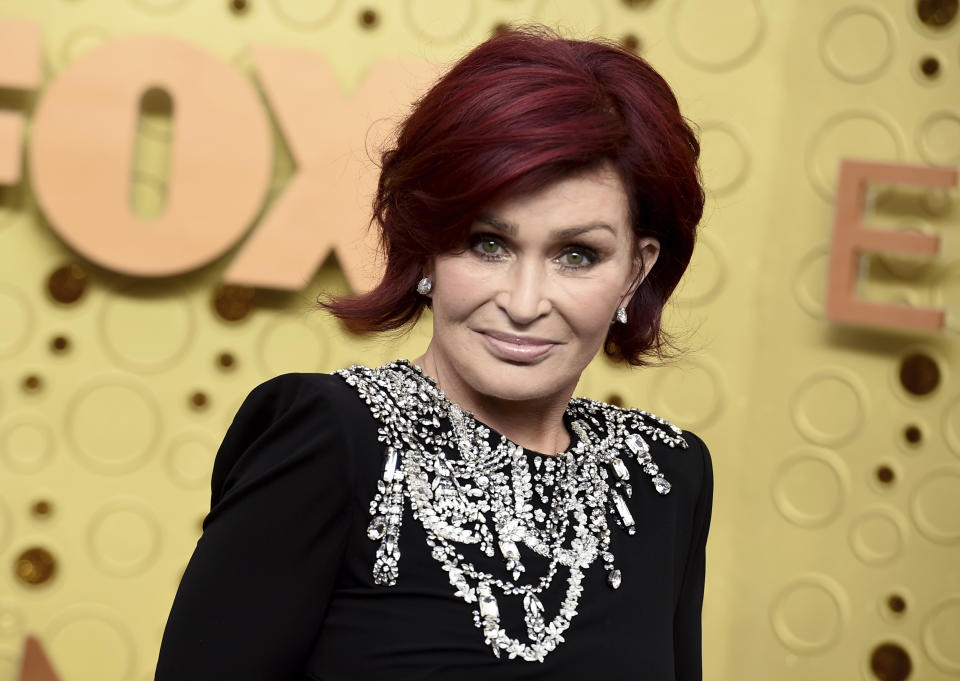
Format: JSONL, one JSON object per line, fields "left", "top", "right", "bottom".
{"left": 155, "top": 26, "right": 712, "bottom": 681}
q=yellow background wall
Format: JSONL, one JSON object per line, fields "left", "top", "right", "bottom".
{"left": 0, "top": 1, "right": 958, "bottom": 680}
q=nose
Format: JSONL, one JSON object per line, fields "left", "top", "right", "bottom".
{"left": 493, "top": 259, "right": 552, "bottom": 325}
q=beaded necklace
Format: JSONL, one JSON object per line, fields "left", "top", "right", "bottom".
{"left": 334, "top": 359, "right": 688, "bottom": 663}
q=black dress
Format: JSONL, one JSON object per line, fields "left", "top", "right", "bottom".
{"left": 154, "top": 367, "right": 713, "bottom": 681}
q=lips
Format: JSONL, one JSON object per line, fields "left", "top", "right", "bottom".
{"left": 476, "top": 329, "right": 558, "bottom": 363}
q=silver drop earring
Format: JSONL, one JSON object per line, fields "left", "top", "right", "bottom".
{"left": 615, "top": 306, "right": 628, "bottom": 324}
{"left": 416, "top": 276, "right": 433, "bottom": 295}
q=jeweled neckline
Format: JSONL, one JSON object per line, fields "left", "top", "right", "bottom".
{"left": 335, "top": 360, "right": 680, "bottom": 663}
{"left": 395, "top": 358, "right": 579, "bottom": 458}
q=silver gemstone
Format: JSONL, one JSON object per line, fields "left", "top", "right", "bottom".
{"left": 607, "top": 569, "right": 622, "bottom": 589}
{"left": 653, "top": 475, "right": 671, "bottom": 494}
{"left": 366, "top": 516, "right": 385, "bottom": 540}
{"left": 612, "top": 491, "right": 635, "bottom": 527}
{"left": 479, "top": 593, "right": 499, "bottom": 620}
{"left": 383, "top": 448, "right": 399, "bottom": 483}
{"left": 524, "top": 592, "right": 544, "bottom": 615}
{"left": 611, "top": 457, "right": 630, "bottom": 480}
{"left": 499, "top": 539, "right": 520, "bottom": 562}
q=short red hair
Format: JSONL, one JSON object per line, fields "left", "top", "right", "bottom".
{"left": 319, "top": 25, "right": 704, "bottom": 365}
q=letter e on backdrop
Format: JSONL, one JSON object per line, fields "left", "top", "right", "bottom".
{"left": 826, "top": 159, "right": 957, "bottom": 331}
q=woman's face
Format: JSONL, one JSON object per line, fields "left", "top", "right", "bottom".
{"left": 422, "top": 163, "right": 660, "bottom": 410}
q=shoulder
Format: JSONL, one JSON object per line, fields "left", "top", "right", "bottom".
{"left": 211, "top": 372, "right": 371, "bottom": 498}
{"left": 673, "top": 428, "right": 713, "bottom": 504}
{"left": 570, "top": 396, "right": 711, "bottom": 500}
{"left": 233, "top": 371, "right": 371, "bottom": 426}
{"left": 622, "top": 410, "right": 713, "bottom": 535}
{"left": 628, "top": 406, "right": 711, "bottom": 502}
{"left": 569, "top": 395, "right": 692, "bottom": 452}
{"left": 242, "top": 371, "right": 356, "bottom": 408}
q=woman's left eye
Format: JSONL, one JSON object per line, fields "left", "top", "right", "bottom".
{"left": 557, "top": 247, "right": 597, "bottom": 269}
{"left": 479, "top": 239, "right": 501, "bottom": 255}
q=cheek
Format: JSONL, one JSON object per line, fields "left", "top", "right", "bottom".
{"left": 567, "top": 302, "right": 615, "bottom": 344}
{"left": 555, "top": 277, "right": 622, "bottom": 326}
{"left": 432, "top": 259, "right": 490, "bottom": 321}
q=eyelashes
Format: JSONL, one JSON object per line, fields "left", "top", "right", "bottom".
{"left": 468, "top": 233, "right": 600, "bottom": 271}
{"left": 472, "top": 234, "right": 505, "bottom": 259}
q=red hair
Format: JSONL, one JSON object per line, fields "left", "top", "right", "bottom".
{"left": 319, "top": 25, "right": 704, "bottom": 365}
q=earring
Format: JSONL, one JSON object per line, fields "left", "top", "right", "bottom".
{"left": 416, "top": 276, "right": 432, "bottom": 295}
{"left": 615, "top": 306, "right": 628, "bottom": 324}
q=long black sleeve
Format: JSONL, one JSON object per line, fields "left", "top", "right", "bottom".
{"left": 154, "top": 373, "right": 354, "bottom": 681}
{"left": 673, "top": 430, "right": 714, "bottom": 681}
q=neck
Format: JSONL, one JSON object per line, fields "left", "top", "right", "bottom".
{"left": 412, "top": 352, "right": 573, "bottom": 456}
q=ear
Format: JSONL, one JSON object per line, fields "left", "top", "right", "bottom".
{"left": 421, "top": 254, "right": 436, "bottom": 278}
{"left": 620, "top": 237, "right": 660, "bottom": 307}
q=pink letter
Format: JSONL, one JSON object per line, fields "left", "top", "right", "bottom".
{"left": 0, "top": 19, "right": 42, "bottom": 185}
{"left": 28, "top": 35, "right": 273, "bottom": 276}
{"left": 223, "top": 48, "right": 438, "bottom": 293}
{"left": 826, "top": 159, "right": 957, "bottom": 331}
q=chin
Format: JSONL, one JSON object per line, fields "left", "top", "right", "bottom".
{"left": 470, "top": 359, "right": 574, "bottom": 404}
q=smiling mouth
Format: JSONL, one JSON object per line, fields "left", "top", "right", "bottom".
{"left": 476, "top": 330, "right": 558, "bottom": 362}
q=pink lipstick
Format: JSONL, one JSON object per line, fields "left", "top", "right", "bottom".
{"left": 477, "top": 330, "right": 557, "bottom": 363}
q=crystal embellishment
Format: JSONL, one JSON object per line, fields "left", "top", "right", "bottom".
{"left": 611, "top": 457, "right": 630, "bottom": 480}
{"left": 500, "top": 539, "right": 520, "bottom": 561}
{"left": 607, "top": 569, "right": 622, "bottom": 589}
{"left": 367, "top": 515, "right": 385, "bottom": 540}
{"left": 653, "top": 475, "right": 672, "bottom": 494}
{"left": 624, "top": 433, "right": 672, "bottom": 495}
{"left": 625, "top": 433, "right": 645, "bottom": 455}
{"left": 479, "top": 588, "right": 499, "bottom": 620}
{"left": 382, "top": 448, "right": 399, "bottom": 483}
{"left": 612, "top": 491, "right": 634, "bottom": 528}
{"left": 333, "top": 360, "right": 688, "bottom": 663}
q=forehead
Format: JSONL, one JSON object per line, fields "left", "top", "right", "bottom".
{"left": 479, "top": 164, "right": 631, "bottom": 235}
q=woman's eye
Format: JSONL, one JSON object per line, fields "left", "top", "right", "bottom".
{"left": 470, "top": 234, "right": 505, "bottom": 258}
{"left": 559, "top": 248, "right": 596, "bottom": 268}
{"left": 480, "top": 239, "right": 501, "bottom": 255}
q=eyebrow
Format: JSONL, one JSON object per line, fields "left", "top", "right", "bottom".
{"left": 476, "top": 214, "right": 616, "bottom": 240}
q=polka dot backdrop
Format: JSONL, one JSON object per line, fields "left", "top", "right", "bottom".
{"left": 0, "top": 1, "right": 958, "bottom": 680}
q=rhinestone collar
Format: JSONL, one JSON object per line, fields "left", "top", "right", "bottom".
{"left": 334, "top": 359, "right": 689, "bottom": 662}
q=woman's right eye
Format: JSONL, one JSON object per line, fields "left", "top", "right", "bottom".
{"left": 470, "top": 234, "right": 505, "bottom": 259}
